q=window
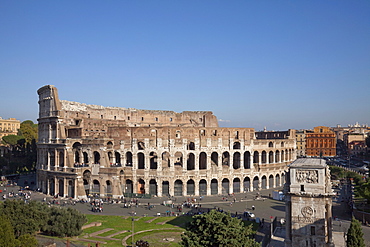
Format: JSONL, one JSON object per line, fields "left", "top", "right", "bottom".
{"left": 141, "top": 117, "right": 144, "bottom": 121}
{"left": 170, "top": 118, "right": 173, "bottom": 122}
{"left": 155, "top": 117, "right": 158, "bottom": 121}
{"left": 127, "top": 116, "right": 130, "bottom": 120}
{"left": 301, "top": 185, "right": 305, "bottom": 192}
{"left": 310, "top": 226, "right": 315, "bottom": 235}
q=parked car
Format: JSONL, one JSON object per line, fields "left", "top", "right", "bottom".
{"left": 244, "top": 211, "right": 255, "bottom": 218}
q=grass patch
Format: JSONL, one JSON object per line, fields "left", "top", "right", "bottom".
{"left": 71, "top": 214, "right": 257, "bottom": 247}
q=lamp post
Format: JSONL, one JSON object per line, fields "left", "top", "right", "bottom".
{"left": 132, "top": 215, "right": 134, "bottom": 246}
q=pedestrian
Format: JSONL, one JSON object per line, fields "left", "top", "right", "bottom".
{"left": 252, "top": 205, "right": 255, "bottom": 210}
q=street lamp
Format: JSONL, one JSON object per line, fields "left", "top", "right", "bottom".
{"left": 132, "top": 215, "right": 134, "bottom": 246}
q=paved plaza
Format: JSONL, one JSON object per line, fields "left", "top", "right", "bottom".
{"left": 2, "top": 175, "right": 370, "bottom": 246}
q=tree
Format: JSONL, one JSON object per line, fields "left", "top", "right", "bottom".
{"left": 2, "top": 135, "right": 23, "bottom": 148}
{"left": 347, "top": 217, "right": 365, "bottom": 247}
{"left": 19, "top": 120, "right": 38, "bottom": 144}
{"left": 180, "top": 210, "right": 260, "bottom": 247}
{"left": 44, "top": 207, "right": 87, "bottom": 237}
{"left": 0, "top": 214, "right": 17, "bottom": 247}
{"left": 17, "top": 234, "right": 38, "bottom": 247}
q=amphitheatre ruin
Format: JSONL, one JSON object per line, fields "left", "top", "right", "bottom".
{"left": 36, "top": 85, "right": 296, "bottom": 199}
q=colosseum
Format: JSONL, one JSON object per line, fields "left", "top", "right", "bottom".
{"left": 36, "top": 85, "right": 296, "bottom": 199}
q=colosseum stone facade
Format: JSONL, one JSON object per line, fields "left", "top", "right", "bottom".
{"left": 36, "top": 85, "right": 296, "bottom": 199}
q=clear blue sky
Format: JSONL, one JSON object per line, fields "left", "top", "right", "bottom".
{"left": 1, "top": 1, "right": 369, "bottom": 131}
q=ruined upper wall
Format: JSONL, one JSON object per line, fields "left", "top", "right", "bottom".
{"left": 39, "top": 85, "right": 219, "bottom": 127}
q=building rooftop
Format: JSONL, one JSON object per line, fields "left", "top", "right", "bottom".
{"left": 289, "top": 158, "right": 327, "bottom": 168}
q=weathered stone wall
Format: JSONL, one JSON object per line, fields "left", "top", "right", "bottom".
{"left": 36, "top": 85, "right": 296, "bottom": 199}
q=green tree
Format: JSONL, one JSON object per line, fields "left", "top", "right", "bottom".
{"left": 0, "top": 200, "right": 48, "bottom": 237}
{"left": 17, "top": 234, "right": 38, "bottom": 247}
{"left": 2, "top": 135, "right": 23, "bottom": 147}
{"left": 347, "top": 217, "right": 365, "bottom": 247}
{"left": 19, "top": 120, "right": 38, "bottom": 144}
{"left": 0, "top": 214, "right": 18, "bottom": 247}
{"left": 45, "top": 207, "right": 87, "bottom": 237}
{"left": 180, "top": 210, "right": 260, "bottom": 247}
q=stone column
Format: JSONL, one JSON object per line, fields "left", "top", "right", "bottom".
{"left": 285, "top": 200, "right": 292, "bottom": 247}
{"left": 194, "top": 180, "right": 199, "bottom": 196}
{"left": 157, "top": 179, "right": 162, "bottom": 197}
{"left": 326, "top": 202, "right": 334, "bottom": 246}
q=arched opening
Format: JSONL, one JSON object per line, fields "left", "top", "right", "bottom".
{"left": 75, "top": 151, "right": 80, "bottom": 164}
{"left": 72, "top": 142, "right": 81, "bottom": 165}
{"left": 269, "top": 175, "right": 274, "bottom": 188}
{"left": 187, "top": 142, "right": 195, "bottom": 150}
{"left": 199, "top": 152, "right": 207, "bottom": 170}
{"left": 269, "top": 142, "right": 273, "bottom": 147}
{"left": 211, "top": 179, "right": 218, "bottom": 195}
{"left": 162, "top": 181, "right": 169, "bottom": 196}
{"left": 58, "top": 179, "right": 64, "bottom": 196}
{"left": 125, "top": 179, "right": 133, "bottom": 194}
{"left": 211, "top": 152, "right": 218, "bottom": 167}
{"left": 106, "top": 180, "right": 112, "bottom": 196}
{"left": 68, "top": 180, "right": 74, "bottom": 198}
{"left": 281, "top": 150, "right": 285, "bottom": 162}
{"left": 108, "top": 151, "right": 113, "bottom": 164}
{"left": 222, "top": 152, "right": 230, "bottom": 167}
{"left": 275, "top": 174, "right": 281, "bottom": 187}
{"left": 233, "top": 142, "right": 240, "bottom": 149}
{"left": 244, "top": 151, "right": 251, "bottom": 169}
{"left": 49, "top": 178, "right": 55, "bottom": 196}
{"left": 222, "top": 178, "right": 229, "bottom": 194}
{"left": 49, "top": 150, "right": 55, "bottom": 167}
{"left": 174, "top": 180, "right": 183, "bottom": 196}
{"left": 233, "top": 178, "right": 240, "bottom": 193}
{"left": 187, "top": 179, "right": 195, "bottom": 195}
{"left": 261, "top": 151, "right": 267, "bottom": 164}
{"left": 275, "top": 150, "right": 280, "bottom": 163}
{"left": 149, "top": 179, "right": 157, "bottom": 196}
{"left": 107, "top": 141, "right": 113, "bottom": 149}
{"left": 138, "top": 179, "right": 145, "bottom": 194}
{"left": 93, "top": 151, "right": 100, "bottom": 164}
{"left": 83, "top": 152, "right": 89, "bottom": 164}
{"left": 138, "top": 141, "right": 145, "bottom": 150}
{"left": 162, "top": 152, "right": 170, "bottom": 168}
{"left": 187, "top": 153, "right": 195, "bottom": 170}
{"left": 115, "top": 152, "right": 121, "bottom": 165}
{"left": 199, "top": 179, "right": 207, "bottom": 195}
{"left": 126, "top": 152, "right": 133, "bottom": 166}
{"left": 59, "top": 151, "right": 64, "bottom": 167}
{"left": 269, "top": 151, "right": 273, "bottom": 164}
{"left": 253, "top": 176, "right": 259, "bottom": 191}
{"left": 174, "top": 152, "right": 183, "bottom": 167}
{"left": 150, "top": 152, "right": 158, "bottom": 169}
{"left": 282, "top": 173, "right": 286, "bottom": 184}
{"left": 243, "top": 177, "right": 251, "bottom": 192}
{"left": 233, "top": 152, "right": 240, "bottom": 169}
{"left": 253, "top": 151, "right": 259, "bottom": 164}
{"left": 261, "top": 175, "right": 267, "bottom": 189}
{"left": 92, "top": 180, "right": 100, "bottom": 195}
{"left": 138, "top": 153, "right": 145, "bottom": 169}
{"left": 83, "top": 170, "right": 91, "bottom": 195}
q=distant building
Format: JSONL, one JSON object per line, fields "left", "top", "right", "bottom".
{"left": 0, "top": 117, "right": 21, "bottom": 140}
{"left": 295, "top": 130, "right": 307, "bottom": 157}
{"left": 284, "top": 158, "right": 335, "bottom": 247}
{"left": 306, "top": 126, "right": 336, "bottom": 157}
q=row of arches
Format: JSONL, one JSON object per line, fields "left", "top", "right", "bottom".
{"left": 80, "top": 173, "right": 285, "bottom": 197}
{"left": 72, "top": 149, "right": 295, "bottom": 170}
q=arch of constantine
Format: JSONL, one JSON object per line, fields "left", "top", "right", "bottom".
{"left": 36, "top": 85, "right": 296, "bottom": 199}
